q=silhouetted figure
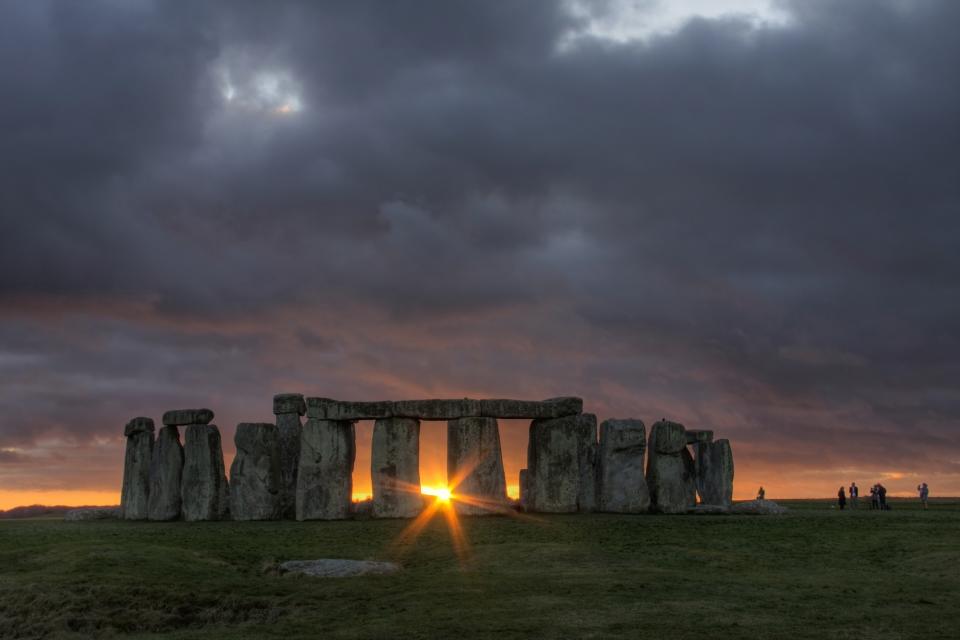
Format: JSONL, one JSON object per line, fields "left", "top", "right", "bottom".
{"left": 870, "top": 485, "right": 880, "bottom": 510}
{"left": 849, "top": 482, "right": 859, "bottom": 509}
{"left": 878, "top": 484, "right": 888, "bottom": 510}
{"left": 918, "top": 483, "right": 929, "bottom": 510}
{"left": 757, "top": 486, "right": 765, "bottom": 501}
{"left": 838, "top": 486, "right": 846, "bottom": 510}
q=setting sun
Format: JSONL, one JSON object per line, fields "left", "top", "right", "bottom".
{"left": 421, "top": 486, "right": 452, "bottom": 502}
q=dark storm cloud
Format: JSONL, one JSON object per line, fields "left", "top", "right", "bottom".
{"left": 0, "top": 0, "right": 958, "bottom": 496}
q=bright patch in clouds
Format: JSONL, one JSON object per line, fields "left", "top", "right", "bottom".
{"left": 566, "top": 0, "right": 792, "bottom": 43}
{"left": 217, "top": 67, "right": 303, "bottom": 115}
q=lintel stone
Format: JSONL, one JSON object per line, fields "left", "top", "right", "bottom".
{"left": 305, "top": 397, "right": 582, "bottom": 421}
{"left": 273, "top": 393, "right": 306, "bottom": 416}
{"left": 162, "top": 408, "right": 214, "bottom": 426}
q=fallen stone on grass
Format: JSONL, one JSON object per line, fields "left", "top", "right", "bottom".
{"left": 279, "top": 559, "right": 401, "bottom": 578}
{"left": 64, "top": 507, "right": 120, "bottom": 521}
{"left": 730, "top": 499, "right": 788, "bottom": 515}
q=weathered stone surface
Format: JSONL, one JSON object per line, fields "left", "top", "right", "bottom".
{"left": 279, "top": 559, "right": 401, "bottom": 578}
{"left": 230, "top": 423, "right": 282, "bottom": 521}
{"left": 148, "top": 425, "right": 183, "bottom": 521}
{"left": 685, "top": 429, "right": 714, "bottom": 444}
{"left": 731, "top": 499, "right": 787, "bottom": 515}
{"left": 307, "top": 399, "right": 393, "bottom": 420}
{"left": 273, "top": 393, "right": 306, "bottom": 416}
{"left": 479, "top": 397, "right": 583, "bottom": 419}
{"left": 297, "top": 419, "right": 355, "bottom": 520}
{"left": 576, "top": 414, "right": 599, "bottom": 512}
{"left": 527, "top": 417, "right": 578, "bottom": 513}
{"left": 371, "top": 417, "right": 422, "bottom": 518}
{"left": 305, "top": 397, "right": 583, "bottom": 421}
{"left": 447, "top": 417, "right": 508, "bottom": 515}
{"left": 697, "top": 439, "right": 734, "bottom": 506}
{"left": 124, "top": 416, "right": 155, "bottom": 437}
{"left": 598, "top": 419, "right": 650, "bottom": 514}
{"left": 64, "top": 507, "right": 119, "bottom": 521}
{"left": 519, "top": 469, "right": 530, "bottom": 510}
{"left": 162, "top": 408, "right": 214, "bottom": 427}
{"left": 181, "top": 424, "right": 229, "bottom": 521}
{"left": 121, "top": 418, "right": 154, "bottom": 520}
{"left": 526, "top": 414, "right": 597, "bottom": 513}
{"left": 646, "top": 420, "right": 695, "bottom": 514}
{"left": 276, "top": 412, "right": 302, "bottom": 519}
{"left": 650, "top": 420, "right": 687, "bottom": 454}
{"left": 395, "top": 399, "right": 481, "bottom": 420}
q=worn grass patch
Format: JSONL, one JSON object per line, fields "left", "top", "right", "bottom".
{"left": 1, "top": 499, "right": 958, "bottom": 639}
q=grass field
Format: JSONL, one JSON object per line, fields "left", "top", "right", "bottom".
{"left": 1, "top": 499, "right": 958, "bottom": 639}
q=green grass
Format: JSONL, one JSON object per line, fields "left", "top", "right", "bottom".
{"left": 1, "top": 499, "right": 958, "bottom": 639}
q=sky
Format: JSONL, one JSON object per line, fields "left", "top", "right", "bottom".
{"left": 1, "top": 0, "right": 958, "bottom": 509}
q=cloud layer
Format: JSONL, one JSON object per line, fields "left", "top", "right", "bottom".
{"left": 1, "top": 0, "right": 958, "bottom": 501}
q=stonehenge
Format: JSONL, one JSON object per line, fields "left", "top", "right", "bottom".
{"left": 119, "top": 395, "right": 736, "bottom": 521}
{"left": 181, "top": 423, "right": 229, "bottom": 521}
{"left": 598, "top": 419, "right": 650, "bottom": 513}
{"left": 120, "top": 417, "right": 154, "bottom": 520}
{"left": 230, "top": 422, "right": 282, "bottom": 520}
{"left": 274, "top": 393, "right": 305, "bottom": 519}
{"left": 297, "top": 418, "right": 355, "bottom": 520}
{"left": 696, "top": 439, "right": 735, "bottom": 507}
{"left": 147, "top": 423, "right": 185, "bottom": 520}
{"left": 371, "top": 417, "right": 422, "bottom": 518}
{"left": 306, "top": 397, "right": 583, "bottom": 421}
{"left": 524, "top": 414, "right": 598, "bottom": 513}
{"left": 448, "top": 417, "right": 508, "bottom": 515}
{"left": 163, "top": 409, "right": 214, "bottom": 427}
{"left": 646, "top": 420, "right": 696, "bottom": 514}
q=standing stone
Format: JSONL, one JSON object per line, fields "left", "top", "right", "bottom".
{"left": 697, "top": 439, "right": 734, "bottom": 506}
{"left": 230, "top": 423, "right": 282, "bottom": 521}
{"left": 148, "top": 425, "right": 184, "bottom": 521}
{"left": 297, "top": 418, "right": 356, "bottom": 520}
{"left": 576, "top": 414, "right": 599, "bottom": 512}
{"left": 372, "top": 417, "right": 422, "bottom": 518}
{"left": 526, "top": 414, "right": 598, "bottom": 513}
{"left": 121, "top": 417, "right": 154, "bottom": 520}
{"left": 598, "top": 419, "right": 650, "bottom": 513}
{"left": 181, "top": 424, "right": 229, "bottom": 521}
{"left": 274, "top": 393, "right": 306, "bottom": 519}
{"left": 447, "top": 417, "right": 508, "bottom": 515}
{"left": 519, "top": 469, "right": 530, "bottom": 510}
{"left": 646, "top": 420, "right": 694, "bottom": 514}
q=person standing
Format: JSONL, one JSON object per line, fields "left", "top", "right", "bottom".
{"left": 870, "top": 485, "right": 880, "bottom": 510}
{"left": 878, "top": 484, "right": 888, "bottom": 510}
{"left": 757, "top": 486, "right": 766, "bottom": 501}
{"left": 918, "top": 483, "right": 929, "bottom": 510}
{"left": 849, "top": 482, "right": 859, "bottom": 509}
{"left": 838, "top": 486, "right": 847, "bottom": 510}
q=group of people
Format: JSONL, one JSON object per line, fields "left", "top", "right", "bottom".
{"left": 836, "top": 482, "right": 931, "bottom": 510}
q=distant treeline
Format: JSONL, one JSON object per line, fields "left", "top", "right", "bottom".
{"left": 0, "top": 504, "right": 118, "bottom": 519}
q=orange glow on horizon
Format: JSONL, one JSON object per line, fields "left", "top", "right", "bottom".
{"left": 0, "top": 490, "right": 119, "bottom": 511}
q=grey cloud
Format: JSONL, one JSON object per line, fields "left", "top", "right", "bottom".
{"left": 0, "top": 0, "right": 958, "bottom": 494}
